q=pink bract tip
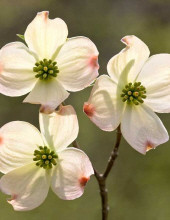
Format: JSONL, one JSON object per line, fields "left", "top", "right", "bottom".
{"left": 83, "top": 103, "right": 95, "bottom": 117}
{"left": 121, "top": 36, "right": 133, "bottom": 46}
{"left": 146, "top": 141, "right": 155, "bottom": 152}
{"left": 0, "top": 62, "right": 3, "bottom": 74}
{"left": 89, "top": 56, "right": 99, "bottom": 69}
{"left": 79, "top": 176, "right": 89, "bottom": 187}
{"left": 0, "top": 136, "right": 3, "bottom": 145}
{"left": 38, "top": 11, "right": 49, "bottom": 21}
{"left": 8, "top": 194, "right": 18, "bottom": 202}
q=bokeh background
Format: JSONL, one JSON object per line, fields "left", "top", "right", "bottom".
{"left": 0, "top": 0, "right": 170, "bottom": 219}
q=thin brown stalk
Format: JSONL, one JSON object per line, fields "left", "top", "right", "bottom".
{"left": 72, "top": 125, "right": 122, "bottom": 220}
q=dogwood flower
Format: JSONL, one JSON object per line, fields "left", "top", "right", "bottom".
{"left": 84, "top": 35, "right": 170, "bottom": 154}
{"left": 0, "top": 11, "right": 99, "bottom": 112}
{"left": 0, "top": 105, "right": 94, "bottom": 211}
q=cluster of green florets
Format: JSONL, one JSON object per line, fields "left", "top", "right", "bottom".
{"left": 33, "top": 59, "right": 59, "bottom": 80}
{"left": 121, "top": 82, "right": 147, "bottom": 105}
{"left": 33, "top": 146, "right": 58, "bottom": 169}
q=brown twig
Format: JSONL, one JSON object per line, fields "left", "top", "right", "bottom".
{"left": 94, "top": 168, "right": 109, "bottom": 220}
{"left": 72, "top": 125, "right": 122, "bottom": 220}
{"left": 103, "top": 125, "right": 122, "bottom": 179}
{"left": 94, "top": 125, "right": 122, "bottom": 220}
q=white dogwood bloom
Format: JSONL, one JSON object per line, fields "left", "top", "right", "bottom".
{"left": 0, "top": 105, "right": 94, "bottom": 211}
{"left": 0, "top": 11, "right": 99, "bottom": 112}
{"left": 84, "top": 35, "right": 170, "bottom": 154}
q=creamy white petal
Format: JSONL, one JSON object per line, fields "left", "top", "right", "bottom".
{"left": 0, "top": 121, "right": 44, "bottom": 174}
{"left": 51, "top": 148, "right": 94, "bottom": 200}
{"left": 107, "top": 35, "right": 150, "bottom": 86}
{"left": 0, "top": 163, "right": 50, "bottom": 211}
{"left": 137, "top": 54, "right": 170, "bottom": 113}
{"left": 56, "top": 37, "right": 99, "bottom": 91}
{"left": 121, "top": 104, "right": 169, "bottom": 154}
{"left": 25, "top": 11, "right": 68, "bottom": 60}
{"left": 0, "top": 42, "right": 37, "bottom": 96}
{"left": 23, "top": 79, "right": 69, "bottom": 110}
{"left": 84, "top": 75, "right": 123, "bottom": 131}
{"left": 39, "top": 105, "right": 78, "bottom": 152}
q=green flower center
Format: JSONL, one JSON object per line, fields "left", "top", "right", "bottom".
{"left": 33, "top": 59, "right": 59, "bottom": 80}
{"left": 33, "top": 146, "right": 58, "bottom": 169}
{"left": 121, "top": 82, "right": 147, "bottom": 105}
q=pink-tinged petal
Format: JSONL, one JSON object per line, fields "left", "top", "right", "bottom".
{"left": 79, "top": 176, "right": 90, "bottom": 187}
{"left": 0, "top": 42, "right": 37, "bottom": 96}
{"left": 89, "top": 56, "right": 99, "bottom": 69}
{"left": 121, "top": 104, "right": 169, "bottom": 154}
{"left": 51, "top": 148, "right": 94, "bottom": 200}
{"left": 39, "top": 105, "right": 78, "bottom": 152}
{"left": 23, "top": 79, "right": 69, "bottom": 110}
{"left": 84, "top": 75, "right": 123, "bottom": 131}
{"left": 137, "top": 54, "right": 170, "bottom": 113}
{"left": 56, "top": 37, "right": 99, "bottom": 91}
{"left": 0, "top": 136, "right": 4, "bottom": 145}
{"left": 107, "top": 35, "right": 150, "bottom": 86}
{"left": 145, "top": 141, "right": 155, "bottom": 152}
{"left": 0, "top": 62, "right": 3, "bottom": 73}
{"left": 39, "top": 105, "right": 55, "bottom": 114}
{"left": 83, "top": 103, "right": 95, "bottom": 117}
{"left": 25, "top": 11, "right": 68, "bottom": 60}
{"left": 0, "top": 163, "right": 50, "bottom": 211}
{"left": 0, "top": 121, "right": 44, "bottom": 174}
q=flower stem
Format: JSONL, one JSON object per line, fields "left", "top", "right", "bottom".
{"left": 94, "top": 169, "right": 109, "bottom": 220}
{"left": 103, "top": 125, "right": 122, "bottom": 179}
{"left": 72, "top": 125, "right": 122, "bottom": 220}
{"left": 94, "top": 125, "right": 122, "bottom": 220}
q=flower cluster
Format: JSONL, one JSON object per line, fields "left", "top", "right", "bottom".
{"left": 0, "top": 11, "right": 97, "bottom": 211}
{"left": 0, "top": 11, "right": 170, "bottom": 212}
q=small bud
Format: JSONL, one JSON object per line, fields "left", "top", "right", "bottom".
{"left": 48, "top": 64, "right": 53, "bottom": 69}
{"left": 45, "top": 160, "right": 49, "bottom": 165}
{"left": 134, "top": 100, "right": 139, "bottom": 105}
{"left": 38, "top": 65, "right": 43, "bottom": 71}
{"left": 48, "top": 155, "right": 52, "bottom": 160}
{"left": 43, "top": 73, "right": 48, "bottom": 79}
{"left": 51, "top": 159, "right": 57, "bottom": 165}
{"left": 141, "top": 95, "right": 146, "bottom": 99}
{"left": 129, "top": 96, "right": 133, "bottom": 101}
{"left": 48, "top": 70, "right": 54, "bottom": 74}
{"left": 43, "top": 66, "right": 48, "bottom": 72}
{"left": 42, "top": 155, "right": 47, "bottom": 159}
{"left": 133, "top": 92, "right": 139, "bottom": 97}
{"left": 33, "top": 67, "right": 38, "bottom": 72}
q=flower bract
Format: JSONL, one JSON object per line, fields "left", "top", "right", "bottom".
{"left": 0, "top": 11, "right": 99, "bottom": 111}
{"left": 0, "top": 105, "right": 94, "bottom": 211}
{"left": 84, "top": 35, "right": 170, "bottom": 154}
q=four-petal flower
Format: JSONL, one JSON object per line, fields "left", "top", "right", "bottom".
{"left": 0, "top": 11, "right": 99, "bottom": 112}
{"left": 84, "top": 35, "right": 170, "bottom": 154}
{"left": 0, "top": 105, "right": 94, "bottom": 211}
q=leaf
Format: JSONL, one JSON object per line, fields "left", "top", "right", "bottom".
{"left": 16, "top": 34, "right": 25, "bottom": 41}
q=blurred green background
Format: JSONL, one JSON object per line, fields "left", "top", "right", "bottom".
{"left": 0, "top": 0, "right": 170, "bottom": 219}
